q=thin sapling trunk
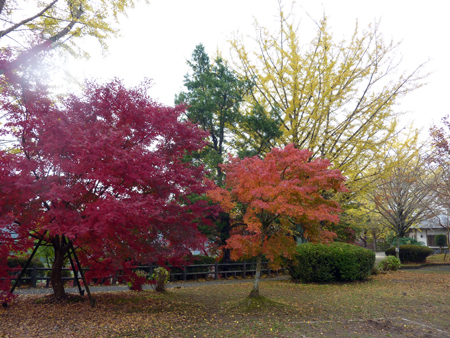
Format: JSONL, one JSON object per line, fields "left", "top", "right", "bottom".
{"left": 249, "top": 253, "right": 262, "bottom": 298}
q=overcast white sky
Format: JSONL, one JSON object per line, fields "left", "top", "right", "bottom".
{"left": 63, "top": 0, "right": 448, "bottom": 136}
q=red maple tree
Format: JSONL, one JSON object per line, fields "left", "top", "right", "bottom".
{"left": 208, "top": 144, "right": 347, "bottom": 297}
{"left": 0, "top": 78, "right": 213, "bottom": 302}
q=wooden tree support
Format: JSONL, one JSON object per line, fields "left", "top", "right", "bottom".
{"left": 69, "top": 241, "right": 95, "bottom": 308}
{"left": 2, "top": 234, "right": 95, "bottom": 309}
{"left": 63, "top": 237, "right": 84, "bottom": 297}
{"left": 2, "top": 235, "right": 45, "bottom": 308}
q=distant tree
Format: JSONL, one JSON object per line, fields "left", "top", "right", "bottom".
{"left": 0, "top": 78, "right": 212, "bottom": 302}
{"left": 427, "top": 116, "right": 450, "bottom": 255}
{"left": 176, "top": 44, "right": 256, "bottom": 263}
{"left": 208, "top": 144, "right": 346, "bottom": 298}
{"left": 370, "top": 154, "right": 435, "bottom": 258}
{"left": 435, "top": 234, "right": 447, "bottom": 254}
{"left": 176, "top": 44, "right": 250, "bottom": 186}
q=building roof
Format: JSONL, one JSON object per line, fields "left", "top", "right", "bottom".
{"left": 417, "top": 215, "right": 450, "bottom": 229}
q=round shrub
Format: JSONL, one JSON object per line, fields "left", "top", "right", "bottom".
{"left": 385, "top": 245, "right": 434, "bottom": 263}
{"left": 378, "top": 256, "right": 401, "bottom": 271}
{"left": 435, "top": 234, "right": 447, "bottom": 251}
{"left": 151, "top": 267, "right": 170, "bottom": 293}
{"left": 283, "top": 242, "right": 375, "bottom": 283}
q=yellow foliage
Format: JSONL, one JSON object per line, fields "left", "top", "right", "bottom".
{"left": 230, "top": 8, "right": 427, "bottom": 196}
{"left": 0, "top": 0, "right": 148, "bottom": 57}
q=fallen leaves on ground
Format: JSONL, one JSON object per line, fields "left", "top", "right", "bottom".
{"left": 1, "top": 269, "right": 450, "bottom": 337}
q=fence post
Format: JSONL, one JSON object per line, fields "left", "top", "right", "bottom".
{"left": 148, "top": 262, "right": 155, "bottom": 279}
{"left": 243, "top": 261, "right": 246, "bottom": 278}
{"left": 268, "top": 265, "right": 271, "bottom": 277}
{"left": 183, "top": 266, "right": 187, "bottom": 282}
{"left": 214, "top": 261, "right": 218, "bottom": 280}
{"left": 31, "top": 265, "right": 38, "bottom": 288}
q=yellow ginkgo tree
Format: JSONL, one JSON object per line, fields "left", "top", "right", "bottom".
{"left": 0, "top": 0, "right": 146, "bottom": 74}
{"left": 230, "top": 7, "right": 426, "bottom": 196}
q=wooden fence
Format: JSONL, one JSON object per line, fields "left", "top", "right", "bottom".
{"left": 11, "top": 261, "right": 283, "bottom": 288}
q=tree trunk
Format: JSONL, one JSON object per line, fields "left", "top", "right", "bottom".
{"left": 249, "top": 253, "right": 262, "bottom": 298}
{"left": 219, "top": 212, "right": 232, "bottom": 270}
{"left": 396, "top": 234, "right": 400, "bottom": 260}
{"left": 372, "top": 232, "right": 378, "bottom": 252}
{"left": 360, "top": 235, "right": 367, "bottom": 248}
{"left": 445, "top": 230, "right": 450, "bottom": 261}
{"left": 51, "top": 238, "right": 68, "bottom": 301}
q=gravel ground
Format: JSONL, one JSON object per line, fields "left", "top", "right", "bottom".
{"left": 13, "top": 275, "right": 289, "bottom": 295}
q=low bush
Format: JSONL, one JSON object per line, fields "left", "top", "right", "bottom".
{"left": 283, "top": 242, "right": 375, "bottom": 283}
{"left": 150, "top": 267, "right": 170, "bottom": 293}
{"left": 385, "top": 245, "right": 434, "bottom": 263}
{"left": 378, "top": 256, "right": 401, "bottom": 271}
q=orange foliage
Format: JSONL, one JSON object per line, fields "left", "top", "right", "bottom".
{"left": 209, "top": 144, "right": 347, "bottom": 263}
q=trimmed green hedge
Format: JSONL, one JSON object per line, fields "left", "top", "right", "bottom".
{"left": 284, "top": 242, "right": 375, "bottom": 283}
{"left": 389, "top": 237, "right": 424, "bottom": 246}
{"left": 385, "top": 245, "right": 433, "bottom": 263}
{"left": 7, "top": 256, "right": 44, "bottom": 270}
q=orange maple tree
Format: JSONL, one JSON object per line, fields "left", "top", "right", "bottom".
{"left": 208, "top": 144, "right": 347, "bottom": 297}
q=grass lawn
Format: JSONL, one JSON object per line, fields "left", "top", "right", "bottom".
{"left": 1, "top": 269, "right": 450, "bottom": 338}
{"left": 427, "top": 253, "right": 450, "bottom": 263}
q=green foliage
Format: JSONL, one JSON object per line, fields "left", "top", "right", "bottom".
{"left": 234, "top": 103, "right": 283, "bottom": 158}
{"left": 283, "top": 242, "right": 375, "bottom": 283}
{"left": 385, "top": 245, "right": 434, "bottom": 263}
{"left": 7, "top": 255, "right": 44, "bottom": 269}
{"left": 389, "top": 237, "right": 424, "bottom": 246}
{"left": 151, "top": 267, "right": 170, "bottom": 293}
{"left": 435, "top": 234, "right": 447, "bottom": 248}
{"left": 34, "top": 245, "right": 55, "bottom": 267}
{"left": 176, "top": 44, "right": 251, "bottom": 259}
{"left": 175, "top": 44, "right": 250, "bottom": 186}
{"left": 378, "top": 256, "right": 401, "bottom": 271}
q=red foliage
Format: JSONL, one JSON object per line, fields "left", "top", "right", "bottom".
{"left": 0, "top": 78, "right": 213, "bottom": 301}
{"left": 208, "top": 144, "right": 347, "bottom": 266}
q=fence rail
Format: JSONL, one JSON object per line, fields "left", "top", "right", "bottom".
{"left": 6, "top": 261, "right": 282, "bottom": 288}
